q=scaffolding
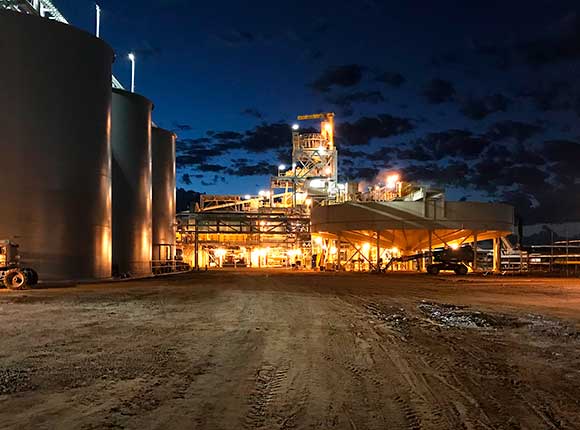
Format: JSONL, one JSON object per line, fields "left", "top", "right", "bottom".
{"left": 176, "top": 209, "right": 311, "bottom": 269}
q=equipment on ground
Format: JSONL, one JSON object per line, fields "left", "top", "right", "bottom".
{"left": 426, "top": 245, "right": 474, "bottom": 275}
{"left": 382, "top": 245, "right": 474, "bottom": 275}
{"left": 0, "top": 240, "right": 38, "bottom": 289}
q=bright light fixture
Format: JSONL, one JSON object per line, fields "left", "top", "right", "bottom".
{"left": 292, "top": 124, "right": 299, "bottom": 130}
{"left": 386, "top": 173, "right": 400, "bottom": 190}
{"left": 278, "top": 164, "right": 286, "bottom": 170}
{"left": 128, "top": 52, "right": 135, "bottom": 61}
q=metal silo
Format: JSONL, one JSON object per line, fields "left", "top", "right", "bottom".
{"left": 0, "top": 11, "right": 113, "bottom": 281}
{"left": 111, "top": 89, "right": 153, "bottom": 276}
{"left": 152, "top": 127, "right": 177, "bottom": 264}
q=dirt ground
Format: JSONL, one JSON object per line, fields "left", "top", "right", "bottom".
{"left": 1, "top": 271, "right": 580, "bottom": 429}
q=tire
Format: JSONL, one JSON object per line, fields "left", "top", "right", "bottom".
{"left": 24, "top": 269, "right": 38, "bottom": 285}
{"left": 427, "top": 265, "right": 440, "bottom": 275}
{"left": 454, "top": 264, "right": 468, "bottom": 275}
{"left": 4, "top": 269, "right": 28, "bottom": 290}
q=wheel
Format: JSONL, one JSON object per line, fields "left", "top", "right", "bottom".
{"left": 454, "top": 264, "right": 468, "bottom": 275}
{"left": 4, "top": 269, "right": 28, "bottom": 290}
{"left": 24, "top": 269, "right": 38, "bottom": 285}
{"left": 427, "top": 265, "right": 440, "bottom": 275}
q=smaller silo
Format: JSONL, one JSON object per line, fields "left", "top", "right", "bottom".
{"left": 111, "top": 89, "right": 153, "bottom": 276}
{"left": 152, "top": 127, "right": 177, "bottom": 263}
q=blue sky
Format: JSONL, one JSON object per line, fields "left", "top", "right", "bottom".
{"left": 57, "top": 0, "right": 580, "bottom": 223}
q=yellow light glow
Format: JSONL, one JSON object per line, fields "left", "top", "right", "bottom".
{"left": 305, "top": 198, "right": 312, "bottom": 207}
{"left": 324, "top": 123, "right": 332, "bottom": 133}
{"left": 324, "top": 166, "right": 332, "bottom": 175}
{"left": 314, "top": 237, "right": 323, "bottom": 246}
{"left": 386, "top": 173, "right": 400, "bottom": 190}
{"left": 450, "top": 243, "right": 459, "bottom": 250}
{"left": 362, "top": 242, "right": 371, "bottom": 252}
{"left": 329, "top": 246, "right": 337, "bottom": 254}
{"left": 215, "top": 248, "right": 226, "bottom": 257}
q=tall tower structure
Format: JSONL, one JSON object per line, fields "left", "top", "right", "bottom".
{"left": 271, "top": 113, "right": 339, "bottom": 207}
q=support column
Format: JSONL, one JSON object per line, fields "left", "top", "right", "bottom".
{"left": 428, "top": 230, "right": 433, "bottom": 264}
{"left": 473, "top": 231, "right": 478, "bottom": 272}
{"left": 493, "top": 237, "right": 501, "bottom": 273}
{"left": 376, "top": 231, "right": 381, "bottom": 272}
{"left": 337, "top": 233, "right": 342, "bottom": 270}
{"left": 194, "top": 223, "right": 199, "bottom": 271}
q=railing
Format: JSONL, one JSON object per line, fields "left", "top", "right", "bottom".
{"left": 151, "top": 260, "right": 190, "bottom": 275}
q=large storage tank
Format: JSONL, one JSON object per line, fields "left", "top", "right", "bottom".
{"left": 152, "top": 127, "right": 176, "bottom": 262}
{"left": 111, "top": 89, "right": 153, "bottom": 276}
{"left": 0, "top": 11, "right": 113, "bottom": 281}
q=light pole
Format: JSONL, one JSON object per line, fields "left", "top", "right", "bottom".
{"left": 128, "top": 53, "right": 136, "bottom": 93}
{"left": 95, "top": 4, "right": 101, "bottom": 38}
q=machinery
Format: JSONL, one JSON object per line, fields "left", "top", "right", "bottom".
{"left": 0, "top": 240, "right": 38, "bottom": 289}
{"left": 427, "top": 245, "right": 474, "bottom": 275}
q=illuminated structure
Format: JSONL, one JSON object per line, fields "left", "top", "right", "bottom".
{"left": 271, "top": 113, "right": 341, "bottom": 206}
{"left": 177, "top": 112, "right": 516, "bottom": 273}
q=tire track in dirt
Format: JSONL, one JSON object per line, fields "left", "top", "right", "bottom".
{"left": 243, "top": 363, "right": 290, "bottom": 429}
{"left": 340, "top": 293, "right": 492, "bottom": 429}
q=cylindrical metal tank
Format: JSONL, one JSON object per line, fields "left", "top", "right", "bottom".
{"left": 111, "top": 89, "right": 153, "bottom": 276}
{"left": 152, "top": 127, "right": 176, "bottom": 262}
{"left": 0, "top": 11, "right": 113, "bottom": 281}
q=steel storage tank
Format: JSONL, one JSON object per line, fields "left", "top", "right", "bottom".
{"left": 0, "top": 11, "right": 113, "bottom": 281}
{"left": 111, "top": 89, "right": 153, "bottom": 276}
{"left": 152, "top": 127, "right": 176, "bottom": 263}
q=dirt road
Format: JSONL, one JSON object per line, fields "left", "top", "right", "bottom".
{"left": 1, "top": 271, "right": 580, "bottom": 429}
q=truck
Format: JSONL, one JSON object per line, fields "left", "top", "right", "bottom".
{"left": 0, "top": 240, "right": 38, "bottom": 290}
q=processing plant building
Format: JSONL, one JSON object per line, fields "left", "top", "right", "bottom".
{"left": 1, "top": 1, "right": 517, "bottom": 281}
{"left": 176, "top": 114, "right": 515, "bottom": 273}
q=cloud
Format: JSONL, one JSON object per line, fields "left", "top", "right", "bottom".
{"left": 422, "top": 79, "right": 456, "bottom": 104}
{"left": 401, "top": 129, "right": 490, "bottom": 161}
{"left": 486, "top": 120, "right": 544, "bottom": 143}
{"left": 341, "top": 166, "right": 380, "bottom": 181}
{"left": 337, "top": 114, "right": 415, "bottom": 146}
{"left": 181, "top": 173, "right": 192, "bottom": 185}
{"left": 543, "top": 140, "right": 580, "bottom": 163}
{"left": 226, "top": 163, "right": 273, "bottom": 176}
{"left": 237, "top": 122, "right": 292, "bottom": 152}
{"left": 459, "top": 94, "right": 511, "bottom": 120}
{"left": 517, "top": 13, "right": 580, "bottom": 66}
{"left": 518, "top": 80, "right": 572, "bottom": 112}
{"left": 175, "top": 138, "right": 229, "bottom": 167}
{"left": 326, "top": 90, "right": 385, "bottom": 115}
{"left": 374, "top": 72, "right": 406, "bottom": 87}
{"left": 310, "top": 64, "right": 365, "bottom": 93}
{"left": 173, "top": 123, "right": 193, "bottom": 131}
{"left": 241, "top": 108, "right": 264, "bottom": 119}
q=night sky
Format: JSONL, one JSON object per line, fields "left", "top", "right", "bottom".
{"left": 58, "top": 0, "right": 580, "bottom": 224}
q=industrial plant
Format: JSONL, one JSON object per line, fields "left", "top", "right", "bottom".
{"left": 0, "top": 0, "right": 576, "bottom": 288}
{"left": 176, "top": 113, "right": 515, "bottom": 275}
{"left": 2, "top": 3, "right": 580, "bottom": 430}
